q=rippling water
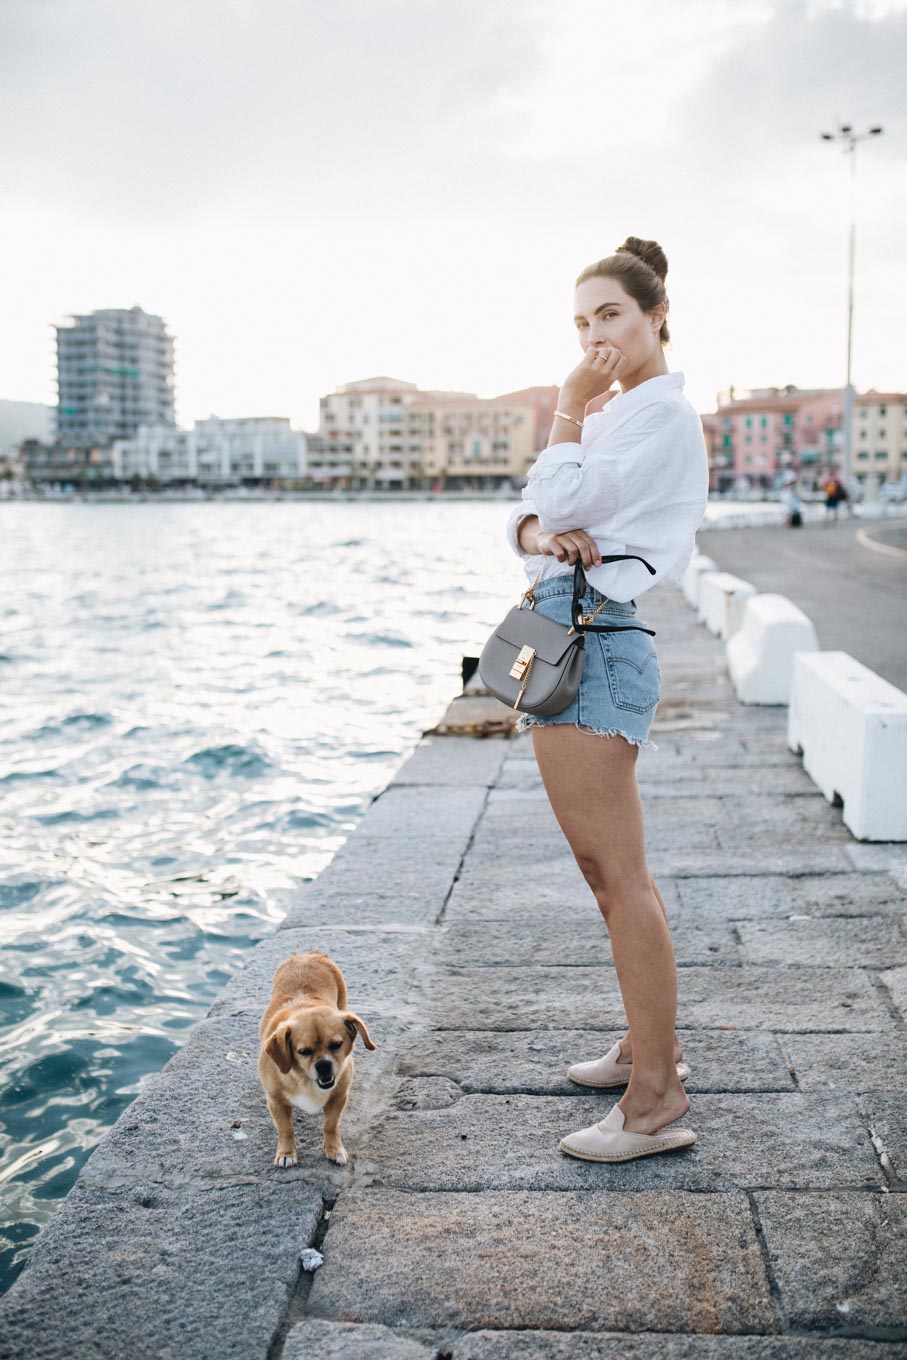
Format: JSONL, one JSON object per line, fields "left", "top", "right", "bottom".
{"left": 0, "top": 499, "right": 524, "bottom": 1293}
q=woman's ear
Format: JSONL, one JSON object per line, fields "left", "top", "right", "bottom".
{"left": 264, "top": 1023, "right": 295, "bottom": 1073}
{"left": 344, "top": 1012, "right": 377, "bottom": 1050}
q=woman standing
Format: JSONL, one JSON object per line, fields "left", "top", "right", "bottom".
{"left": 506, "top": 237, "right": 709, "bottom": 1162}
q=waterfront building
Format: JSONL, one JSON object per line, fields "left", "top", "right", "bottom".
{"left": 315, "top": 377, "right": 422, "bottom": 488}
{"left": 708, "top": 384, "right": 907, "bottom": 493}
{"left": 851, "top": 391, "right": 907, "bottom": 488}
{"left": 111, "top": 416, "right": 308, "bottom": 484}
{"left": 54, "top": 306, "right": 176, "bottom": 446}
{"left": 22, "top": 438, "right": 115, "bottom": 488}
{"left": 492, "top": 385, "right": 560, "bottom": 456}
{"left": 315, "top": 377, "right": 537, "bottom": 489}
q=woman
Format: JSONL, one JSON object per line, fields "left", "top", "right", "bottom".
{"left": 506, "top": 236, "right": 709, "bottom": 1162}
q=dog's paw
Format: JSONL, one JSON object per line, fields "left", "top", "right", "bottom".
{"left": 326, "top": 1147, "right": 348, "bottom": 1166}
{"left": 274, "top": 1150, "right": 298, "bottom": 1168}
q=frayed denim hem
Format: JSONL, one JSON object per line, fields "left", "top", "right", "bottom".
{"left": 514, "top": 715, "right": 658, "bottom": 752}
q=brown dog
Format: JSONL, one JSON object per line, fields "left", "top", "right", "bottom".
{"left": 258, "top": 950, "right": 376, "bottom": 1166}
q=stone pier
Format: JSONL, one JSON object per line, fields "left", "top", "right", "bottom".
{"left": 2, "top": 584, "right": 905, "bottom": 1358}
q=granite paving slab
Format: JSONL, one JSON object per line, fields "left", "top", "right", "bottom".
{"left": 754, "top": 1191, "right": 907, "bottom": 1334}
{"left": 424, "top": 963, "right": 894, "bottom": 1033}
{"left": 459, "top": 845, "right": 855, "bottom": 881}
{"left": 311, "top": 837, "right": 464, "bottom": 899}
{"left": 393, "top": 1027, "right": 796, "bottom": 1095}
{"left": 278, "top": 887, "right": 452, "bottom": 929}
{"left": 442, "top": 871, "right": 684, "bottom": 922}
{"left": 784, "top": 1033, "right": 907, "bottom": 1093}
{"left": 206, "top": 926, "right": 432, "bottom": 1022}
{"left": 449, "top": 1332, "right": 907, "bottom": 1359}
{"left": 357, "top": 1092, "right": 881, "bottom": 1193}
{"left": 857, "top": 1092, "right": 907, "bottom": 1183}
{"left": 305, "top": 1187, "right": 776, "bottom": 1334}
{"left": 351, "top": 785, "right": 488, "bottom": 841}
{"left": 737, "top": 917, "right": 907, "bottom": 967}
{"left": 284, "top": 1320, "right": 439, "bottom": 1359}
{"left": 433, "top": 918, "right": 741, "bottom": 968}
{"left": 389, "top": 735, "right": 508, "bottom": 787}
{"left": 0, "top": 1179, "right": 322, "bottom": 1360}
{"left": 879, "top": 964, "right": 907, "bottom": 1020}
{"left": 674, "top": 873, "right": 906, "bottom": 920}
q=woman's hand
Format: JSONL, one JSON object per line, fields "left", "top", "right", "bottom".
{"left": 561, "top": 344, "right": 627, "bottom": 411}
{"left": 538, "top": 528, "right": 602, "bottom": 568}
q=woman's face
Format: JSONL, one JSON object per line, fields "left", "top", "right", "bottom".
{"left": 573, "top": 276, "right": 664, "bottom": 371}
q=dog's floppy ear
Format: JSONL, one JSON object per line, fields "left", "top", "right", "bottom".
{"left": 264, "top": 1022, "right": 295, "bottom": 1074}
{"left": 343, "top": 1012, "right": 376, "bottom": 1051}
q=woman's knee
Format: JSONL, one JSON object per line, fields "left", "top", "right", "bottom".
{"left": 574, "top": 851, "right": 651, "bottom": 910}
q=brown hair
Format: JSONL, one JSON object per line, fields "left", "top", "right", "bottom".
{"left": 575, "top": 236, "right": 670, "bottom": 347}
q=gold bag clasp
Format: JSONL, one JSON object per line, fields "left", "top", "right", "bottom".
{"left": 509, "top": 644, "right": 536, "bottom": 680}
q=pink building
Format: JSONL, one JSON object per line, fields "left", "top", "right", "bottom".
{"left": 706, "top": 386, "right": 843, "bottom": 493}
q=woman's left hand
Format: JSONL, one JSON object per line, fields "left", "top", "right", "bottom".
{"left": 538, "top": 528, "right": 602, "bottom": 568}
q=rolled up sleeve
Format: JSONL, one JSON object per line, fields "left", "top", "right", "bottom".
{"left": 505, "top": 497, "right": 542, "bottom": 557}
{"left": 525, "top": 403, "right": 684, "bottom": 534}
{"left": 525, "top": 440, "right": 619, "bottom": 535}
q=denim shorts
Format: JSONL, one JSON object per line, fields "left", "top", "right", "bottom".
{"left": 514, "top": 575, "right": 661, "bottom": 752}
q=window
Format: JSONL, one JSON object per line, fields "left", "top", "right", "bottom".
{"left": 857, "top": 451, "right": 869, "bottom": 461}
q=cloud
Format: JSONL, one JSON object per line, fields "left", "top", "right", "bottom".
{"left": 0, "top": 0, "right": 555, "bottom": 224}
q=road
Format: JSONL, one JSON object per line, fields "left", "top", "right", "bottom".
{"left": 701, "top": 514, "right": 907, "bottom": 690}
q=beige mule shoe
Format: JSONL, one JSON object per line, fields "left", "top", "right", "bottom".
{"left": 567, "top": 1040, "right": 690, "bottom": 1089}
{"left": 558, "top": 1102, "right": 697, "bottom": 1163}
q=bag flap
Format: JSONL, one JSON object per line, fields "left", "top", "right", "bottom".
{"left": 494, "top": 605, "right": 580, "bottom": 666}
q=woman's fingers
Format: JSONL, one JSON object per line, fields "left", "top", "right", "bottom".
{"left": 551, "top": 532, "right": 602, "bottom": 568}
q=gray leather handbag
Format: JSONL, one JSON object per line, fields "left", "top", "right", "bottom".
{"left": 478, "top": 554, "right": 657, "bottom": 716}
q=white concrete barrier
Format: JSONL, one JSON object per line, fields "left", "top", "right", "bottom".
{"left": 682, "top": 554, "right": 718, "bottom": 608}
{"left": 788, "top": 651, "right": 907, "bottom": 841}
{"left": 726, "top": 593, "right": 819, "bottom": 704}
{"left": 698, "top": 571, "right": 758, "bottom": 639}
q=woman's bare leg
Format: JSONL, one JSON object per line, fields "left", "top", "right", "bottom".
{"left": 531, "top": 723, "right": 689, "bottom": 1133}
{"left": 617, "top": 873, "right": 683, "bottom": 1065}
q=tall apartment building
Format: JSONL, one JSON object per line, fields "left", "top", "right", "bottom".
{"left": 55, "top": 305, "right": 176, "bottom": 446}
{"left": 315, "top": 376, "right": 537, "bottom": 489}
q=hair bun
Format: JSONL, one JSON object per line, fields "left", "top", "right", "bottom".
{"left": 615, "top": 236, "right": 668, "bottom": 282}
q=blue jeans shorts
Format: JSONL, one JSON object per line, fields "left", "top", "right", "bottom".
{"left": 514, "top": 575, "right": 661, "bottom": 752}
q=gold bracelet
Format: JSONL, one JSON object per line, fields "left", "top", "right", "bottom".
{"left": 553, "top": 409, "right": 583, "bottom": 428}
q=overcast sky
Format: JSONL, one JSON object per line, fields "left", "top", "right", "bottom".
{"left": 2, "top": 0, "right": 904, "bottom": 429}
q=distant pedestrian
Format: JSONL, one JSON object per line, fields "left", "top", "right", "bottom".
{"left": 822, "top": 470, "right": 843, "bottom": 524}
{"left": 779, "top": 470, "right": 802, "bottom": 528}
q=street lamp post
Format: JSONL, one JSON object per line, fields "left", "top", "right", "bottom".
{"left": 819, "top": 120, "right": 883, "bottom": 499}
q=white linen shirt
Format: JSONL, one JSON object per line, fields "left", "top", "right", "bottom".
{"left": 505, "top": 370, "right": 709, "bottom": 602}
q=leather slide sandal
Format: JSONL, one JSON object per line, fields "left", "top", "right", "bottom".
{"left": 558, "top": 1102, "right": 697, "bottom": 1163}
{"left": 567, "top": 1040, "right": 690, "bottom": 1089}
